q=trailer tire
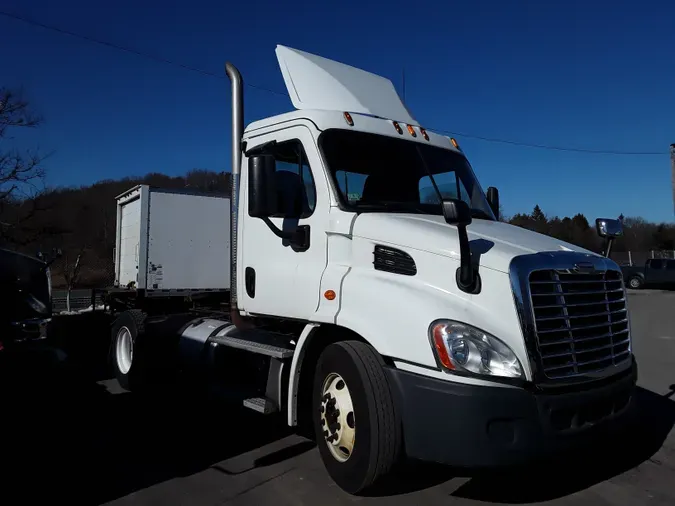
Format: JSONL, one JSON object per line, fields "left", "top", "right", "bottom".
{"left": 110, "top": 310, "right": 148, "bottom": 391}
{"left": 312, "top": 340, "right": 401, "bottom": 494}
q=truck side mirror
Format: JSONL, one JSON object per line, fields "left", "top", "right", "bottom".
{"left": 442, "top": 199, "right": 480, "bottom": 294}
{"left": 595, "top": 218, "right": 622, "bottom": 238}
{"left": 487, "top": 186, "right": 499, "bottom": 219}
{"left": 442, "top": 198, "right": 472, "bottom": 227}
{"left": 248, "top": 155, "right": 278, "bottom": 218}
{"left": 595, "top": 218, "right": 622, "bottom": 258}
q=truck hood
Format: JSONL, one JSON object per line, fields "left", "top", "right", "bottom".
{"left": 351, "top": 213, "right": 598, "bottom": 273}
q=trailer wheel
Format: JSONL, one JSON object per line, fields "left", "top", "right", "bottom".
{"left": 627, "top": 276, "right": 643, "bottom": 289}
{"left": 312, "top": 340, "right": 401, "bottom": 494}
{"left": 110, "top": 310, "right": 147, "bottom": 391}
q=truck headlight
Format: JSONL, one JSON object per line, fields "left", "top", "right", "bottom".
{"left": 429, "top": 320, "right": 523, "bottom": 379}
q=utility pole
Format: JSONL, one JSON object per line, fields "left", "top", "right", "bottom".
{"left": 671, "top": 143, "right": 675, "bottom": 217}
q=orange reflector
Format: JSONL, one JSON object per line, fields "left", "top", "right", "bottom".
{"left": 407, "top": 125, "right": 417, "bottom": 137}
{"left": 420, "top": 127, "right": 429, "bottom": 141}
{"left": 432, "top": 326, "right": 454, "bottom": 370}
{"left": 392, "top": 121, "right": 403, "bottom": 134}
{"left": 450, "top": 137, "right": 460, "bottom": 149}
{"left": 343, "top": 112, "right": 354, "bottom": 126}
{"left": 324, "top": 290, "right": 336, "bottom": 301}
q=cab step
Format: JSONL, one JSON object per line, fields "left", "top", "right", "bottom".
{"left": 209, "top": 328, "right": 294, "bottom": 359}
{"left": 243, "top": 397, "right": 278, "bottom": 414}
{"left": 205, "top": 385, "right": 278, "bottom": 415}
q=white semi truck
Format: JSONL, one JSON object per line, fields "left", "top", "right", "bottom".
{"left": 107, "top": 45, "right": 637, "bottom": 494}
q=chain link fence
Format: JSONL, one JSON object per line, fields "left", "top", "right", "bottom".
{"left": 612, "top": 250, "right": 675, "bottom": 266}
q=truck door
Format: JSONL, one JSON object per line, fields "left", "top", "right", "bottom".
{"left": 645, "top": 259, "right": 664, "bottom": 285}
{"left": 665, "top": 259, "right": 675, "bottom": 285}
{"left": 238, "top": 125, "right": 328, "bottom": 320}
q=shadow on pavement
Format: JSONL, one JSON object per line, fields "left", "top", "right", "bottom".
{"left": 3, "top": 312, "right": 673, "bottom": 504}
{"left": 0, "top": 313, "right": 300, "bottom": 506}
{"left": 360, "top": 461, "right": 455, "bottom": 497}
{"left": 452, "top": 386, "right": 675, "bottom": 503}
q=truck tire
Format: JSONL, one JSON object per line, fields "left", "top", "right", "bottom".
{"left": 627, "top": 276, "right": 643, "bottom": 289}
{"left": 312, "top": 340, "right": 401, "bottom": 494}
{"left": 110, "top": 310, "right": 148, "bottom": 391}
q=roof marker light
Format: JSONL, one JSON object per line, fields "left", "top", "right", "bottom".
{"left": 392, "top": 121, "right": 403, "bottom": 134}
{"left": 343, "top": 112, "right": 354, "bottom": 126}
{"left": 450, "top": 137, "right": 460, "bottom": 149}
{"left": 419, "top": 127, "right": 429, "bottom": 141}
{"left": 407, "top": 125, "right": 417, "bottom": 137}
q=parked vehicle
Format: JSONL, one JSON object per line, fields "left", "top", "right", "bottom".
{"left": 621, "top": 258, "right": 675, "bottom": 289}
{"left": 0, "top": 248, "right": 57, "bottom": 350}
{"left": 102, "top": 45, "right": 637, "bottom": 494}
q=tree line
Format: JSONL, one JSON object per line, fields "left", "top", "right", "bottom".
{"left": 2, "top": 87, "right": 673, "bottom": 288}
{"left": 506, "top": 205, "right": 675, "bottom": 257}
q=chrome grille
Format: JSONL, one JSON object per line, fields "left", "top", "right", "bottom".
{"left": 529, "top": 269, "right": 630, "bottom": 379}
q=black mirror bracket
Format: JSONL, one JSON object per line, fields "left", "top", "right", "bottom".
{"left": 454, "top": 224, "right": 482, "bottom": 294}
{"left": 442, "top": 198, "right": 481, "bottom": 295}
{"left": 261, "top": 218, "right": 310, "bottom": 252}
{"left": 456, "top": 268, "right": 482, "bottom": 294}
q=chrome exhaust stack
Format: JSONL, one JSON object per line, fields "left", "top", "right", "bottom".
{"left": 225, "top": 62, "right": 245, "bottom": 324}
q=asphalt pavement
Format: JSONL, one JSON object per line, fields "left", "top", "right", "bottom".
{"left": 1, "top": 290, "right": 674, "bottom": 505}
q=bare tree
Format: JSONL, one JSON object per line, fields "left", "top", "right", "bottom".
{"left": 62, "top": 249, "right": 84, "bottom": 313}
{"left": 0, "top": 87, "right": 51, "bottom": 247}
{"left": 0, "top": 88, "right": 46, "bottom": 199}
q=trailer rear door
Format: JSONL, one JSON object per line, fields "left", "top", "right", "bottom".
{"left": 118, "top": 196, "right": 141, "bottom": 287}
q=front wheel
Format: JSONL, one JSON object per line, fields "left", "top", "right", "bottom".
{"left": 312, "top": 340, "right": 402, "bottom": 494}
{"left": 627, "top": 276, "right": 643, "bottom": 289}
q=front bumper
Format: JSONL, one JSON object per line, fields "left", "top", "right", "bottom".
{"left": 386, "top": 356, "right": 637, "bottom": 468}
{"left": 2, "top": 318, "right": 51, "bottom": 347}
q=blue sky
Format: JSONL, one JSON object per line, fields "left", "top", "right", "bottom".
{"left": 2, "top": 0, "right": 674, "bottom": 223}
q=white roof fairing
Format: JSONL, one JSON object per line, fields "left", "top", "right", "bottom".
{"left": 275, "top": 45, "right": 417, "bottom": 125}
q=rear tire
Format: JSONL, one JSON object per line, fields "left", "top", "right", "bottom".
{"left": 627, "top": 276, "right": 643, "bottom": 289}
{"left": 312, "top": 340, "right": 402, "bottom": 494}
{"left": 110, "top": 310, "right": 148, "bottom": 391}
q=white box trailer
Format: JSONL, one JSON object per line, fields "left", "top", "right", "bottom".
{"left": 114, "top": 185, "right": 230, "bottom": 295}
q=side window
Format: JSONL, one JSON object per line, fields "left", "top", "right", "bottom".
{"left": 253, "top": 140, "right": 317, "bottom": 219}
{"left": 666, "top": 260, "right": 675, "bottom": 270}
{"left": 649, "top": 259, "right": 663, "bottom": 269}
{"left": 419, "top": 171, "right": 470, "bottom": 205}
{"left": 335, "top": 170, "right": 368, "bottom": 203}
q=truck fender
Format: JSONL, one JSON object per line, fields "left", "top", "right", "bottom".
{"left": 287, "top": 323, "right": 320, "bottom": 426}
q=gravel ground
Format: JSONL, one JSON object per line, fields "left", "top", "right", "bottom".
{"left": 1, "top": 290, "right": 674, "bottom": 506}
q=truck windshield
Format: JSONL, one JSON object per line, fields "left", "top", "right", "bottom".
{"left": 319, "top": 129, "right": 496, "bottom": 220}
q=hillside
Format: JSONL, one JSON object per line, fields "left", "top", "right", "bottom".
{"left": 1, "top": 171, "right": 672, "bottom": 289}
{"left": 0, "top": 170, "right": 231, "bottom": 288}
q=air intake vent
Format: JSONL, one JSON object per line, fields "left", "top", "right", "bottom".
{"left": 373, "top": 245, "right": 416, "bottom": 276}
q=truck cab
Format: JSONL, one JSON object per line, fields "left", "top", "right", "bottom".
{"left": 0, "top": 248, "right": 54, "bottom": 348}
{"left": 109, "top": 45, "right": 637, "bottom": 495}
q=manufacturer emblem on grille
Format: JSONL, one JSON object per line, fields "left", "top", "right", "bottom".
{"left": 573, "top": 262, "right": 596, "bottom": 273}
